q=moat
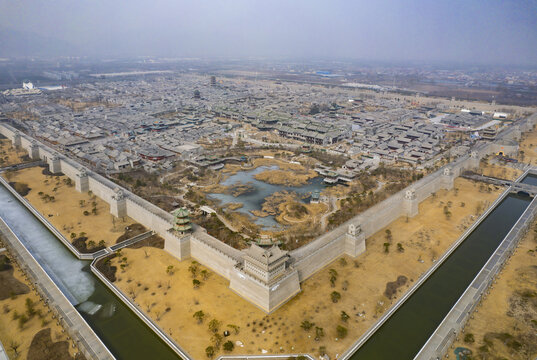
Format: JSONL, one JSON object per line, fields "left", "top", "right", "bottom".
{"left": 0, "top": 182, "right": 181, "bottom": 360}
{"left": 348, "top": 193, "right": 531, "bottom": 360}
{"left": 0, "top": 167, "right": 533, "bottom": 359}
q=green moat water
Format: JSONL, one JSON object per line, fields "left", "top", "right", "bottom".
{"left": 521, "top": 173, "right": 537, "bottom": 186}
{"left": 349, "top": 193, "right": 531, "bottom": 360}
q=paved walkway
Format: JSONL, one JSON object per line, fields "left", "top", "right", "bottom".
{"left": 109, "top": 230, "right": 153, "bottom": 251}
{"left": 320, "top": 196, "right": 338, "bottom": 230}
{"left": 0, "top": 218, "right": 114, "bottom": 360}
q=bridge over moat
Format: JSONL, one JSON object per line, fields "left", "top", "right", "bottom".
{"left": 462, "top": 170, "right": 537, "bottom": 196}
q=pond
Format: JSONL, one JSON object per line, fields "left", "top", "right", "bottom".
{"left": 208, "top": 165, "right": 326, "bottom": 230}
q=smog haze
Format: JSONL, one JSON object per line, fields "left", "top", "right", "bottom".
{"left": 1, "top": 0, "right": 537, "bottom": 66}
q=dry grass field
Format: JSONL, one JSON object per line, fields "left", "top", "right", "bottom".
{"left": 0, "top": 139, "right": 29, "bottom": 167}
{"left": 478, "top": 161, "right": 522, "bottom": 180}
{"left": 0, "top": 245, "right": 80, "bottom": 360}
{"left": 518, "top": 128, "right": 537, "bottom": 165}
{"left": 108, "top": 177, "right": 501, "bottom": 359}
{"left": 7, "top": 167, "right": 134, "bottom": 250}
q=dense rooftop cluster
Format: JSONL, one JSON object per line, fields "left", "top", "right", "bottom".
{"left": 0, "top": 72, "right": 508, "bottom": 177}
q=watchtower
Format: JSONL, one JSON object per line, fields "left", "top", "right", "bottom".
{"left": 172, "top": 207, "right": 192, "bottom": 234}
{"left": 242, "top": 244, "right": 288, "bottom": 284}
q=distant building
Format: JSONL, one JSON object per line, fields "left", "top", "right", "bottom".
{"left": 22, "top": 81, "right": 34, "bottom": 90}
{"left": 441, "top": 113, "right": 491, "bottom": 131}
{"left": 175, "top": 143, "right": 203, "bottom": 159}
{"left": 210, "top": 76, "right": 216, "bottom": 86}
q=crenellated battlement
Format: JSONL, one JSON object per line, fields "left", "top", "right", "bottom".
{"left": 0, "top": 113, "right": 534, "bottom": 313}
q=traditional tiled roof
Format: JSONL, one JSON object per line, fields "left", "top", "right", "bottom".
{"left": 243, "top": 244, "right": 287, "bottom": 265}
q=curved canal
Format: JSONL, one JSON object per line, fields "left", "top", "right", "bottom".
{"left": 0, "top": 183, "right": 181, "bottom": 360}
{"left": 348, "top": 193, "right": 531, "bottom": 360}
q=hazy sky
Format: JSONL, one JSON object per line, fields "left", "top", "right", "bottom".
{"left": 1, "top": 0, "right": 536, "bottom": 65}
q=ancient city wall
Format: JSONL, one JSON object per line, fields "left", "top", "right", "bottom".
{"left": 229, "top": 267, "right": 301, "bottom": 313}
{"left": 87, "top": 176, "right": 115, "bottom": 203}
{"left": 190, "top": 236, "right": 238, "bottom": 279}
{"left": 291, "top": 233, "right": 346, "bottom": 281}
{"left": 19, "top": 136, "right": 33, "bottom": 152}
{"left": 414, "top": 176, "right": 450, "bottom": 203}
{"left": 0, "top": 113, "right": 534, "bottom": 313}
{"left": 125, "top": 198, "right": 172, "bottom": 233}
{"left": 267, "top": 270, "right": 301, "bottom": 311}
{"left": 58, "top": 159, "right": 79, "bottom": 180}
{"left": 358, "top": 193, "right": 407, "bottom": 236}
{"left": 164, "top": 233, "right": 190, "bottom": 261}
{"left": 0, "top": 125, "right": 15, "bottom": 142}
{"left": 229, "top": 269, "right": 271, "bottom": 310}
{"left": 0, "top": 123, "right": 185, "bottom": 252}
{"left": 189, "top": 229, "right": 243, "bottom": 279}
{"left": 0, "top": 123, "right": 239, "bottom": 279}
{"left": 290, "top": 149, "right": 488, "bottom": 282}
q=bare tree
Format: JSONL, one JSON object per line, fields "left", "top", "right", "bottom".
{"left": 9, "top": 341, "right": 20, "bottom": 358}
